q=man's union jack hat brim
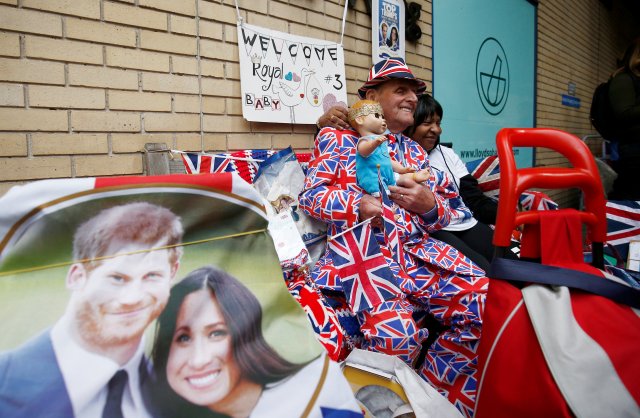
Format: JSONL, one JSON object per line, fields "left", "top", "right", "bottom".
{"left": 358, "top": 58, "right": 426, "bottom": 98}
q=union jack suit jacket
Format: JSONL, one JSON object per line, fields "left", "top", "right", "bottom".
{"left": 299, "top": 127, "right": 482, "bottom": 294}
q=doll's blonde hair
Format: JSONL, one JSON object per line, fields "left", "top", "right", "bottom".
{"left": 348, "top": 100, "right": 384, "bottom": 126}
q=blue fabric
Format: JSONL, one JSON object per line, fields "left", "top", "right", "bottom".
{"left": 0, "top": 331, "right": 74, "bottom": 418}
{"left": 355, "top": 137, "right": 395, "bottom": 194}
{"left": 321, "top": 407, "right": 365, "bottom": 417}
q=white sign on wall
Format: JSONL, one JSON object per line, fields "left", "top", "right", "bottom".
{"left": 237, "top": 23, "right": 348, "bottom": 125}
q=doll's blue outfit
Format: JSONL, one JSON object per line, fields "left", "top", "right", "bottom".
{"left": 355, "top": 134, "right": 395, "bottom": 195}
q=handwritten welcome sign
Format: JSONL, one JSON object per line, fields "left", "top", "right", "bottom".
{"left": 237, "top": 23, "right": 348, "bottom": 124}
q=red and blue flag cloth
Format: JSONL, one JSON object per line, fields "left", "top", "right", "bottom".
{"left": 605, "top": 200, "right": 640, "bottom": 261}
{"left": 519, "top": 190, "right": 559, "bottom": 211}
{"left": 465, "top": 155, "right": 500, "bottom": 198}
{"left": 357, "top": 297, "right": 429, "bottom": 365}
{"left": 284, "top": 268, "right": 348, "bottom": 361}
{"left": 327, "top": 222, "right": 401, "bottom": 313}
{"left": 357, "top": 57, "right": 426, "bottom": 98}
{"left": 378, "top": 170, "right": 405, "bottom": 266}
{"left": 465, "top": 155, "right": 558, "bottom": 212}
{"left": 180, "top": 149, "right": 312, "bottom": 183}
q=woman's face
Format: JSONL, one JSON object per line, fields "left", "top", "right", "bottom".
{"left": 166, "top": 288, "right": 246, "bottom": 411}
{"left": 391, "top": 28, "right": 398, "bottom": 42}
{"left": 412, "top": 113, "right": 442, "bottom": 152}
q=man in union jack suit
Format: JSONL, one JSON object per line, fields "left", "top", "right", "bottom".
{"left": 299, "top": 58, "right": 488, "bottom": 417}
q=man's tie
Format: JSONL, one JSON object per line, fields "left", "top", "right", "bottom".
{"left": 394, "top": 133, "right": 407, "bottom": 166}
{"left": 102, "top": 370, "right": 128, "bottom": 418}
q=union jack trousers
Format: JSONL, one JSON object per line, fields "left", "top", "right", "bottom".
{"left": 299, "top": 127, "right": 488, "bottom": 417}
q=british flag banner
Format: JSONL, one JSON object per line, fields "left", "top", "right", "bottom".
{"left": 379, "top": 172, "right": 404, "bottom": 266}
{"left": 606, "top": 200, "right": 640, "bottom": 261}
{"left": 180, "top": 149, "right": 312, "bottom": 184}
{"left": 327, "top": 223, "right": 401, "bottom": 313}
{"left": 465, "top": 155, "right": 500, "bottom": 198}
{"left": 180, "top": 149, "right": 275, "bottom": 184}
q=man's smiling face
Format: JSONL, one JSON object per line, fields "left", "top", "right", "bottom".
{"left": 366, "top": 78, "right": 419, "bottom": 133}
{"left": 69, "top": 243, "right": 176, "bottom": 350}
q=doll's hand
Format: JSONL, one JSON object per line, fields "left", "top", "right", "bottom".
{"left": 394, "top": 165, "right": 414, "bottom": 174}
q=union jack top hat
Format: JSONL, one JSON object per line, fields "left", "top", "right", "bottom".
{"left": 358, "top": 58, "right": 427, "bottom": 98}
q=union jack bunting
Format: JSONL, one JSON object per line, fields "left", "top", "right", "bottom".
{"left": 379, "top": 171, "right": 404, "bottom": 266}
{"left": 465, "top": 155, "right": 500, "bottom": 198}
{"left": 327, "top": 222, "right": 400, "bottom": 313}
{"left": 181, "top": 149, "right": 275, "bottom": 183}
{"left": 606, "top": 200, "right": 640, "bottom": 261}
{"left": 181, "top": 150, "right": 313, "bottom": 183}
{"left": 421, "top": 240, "right": 482, "bottom": 275}
{"left": 519, "top": 190, "right": 559, "bottom": 211}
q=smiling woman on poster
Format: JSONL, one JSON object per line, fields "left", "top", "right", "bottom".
{"left": 389, "top": 26, "right": 399, "bottom": 51}
{"left": 149, "top": 266, "right": 361, "bottom": 418}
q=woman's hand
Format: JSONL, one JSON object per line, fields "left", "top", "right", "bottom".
{"left": 388, "top": 175, "right": 436, "bottom": 214}
{"left": 316, "top": 105, "right": 350, "bottom": 130}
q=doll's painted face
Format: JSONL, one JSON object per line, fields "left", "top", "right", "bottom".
{"left": 357, "top": 111, "right": 387, "bottom": 136}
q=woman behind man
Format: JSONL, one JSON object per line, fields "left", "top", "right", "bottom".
{"left": 405, "top": 94, "right": 496, "bottom": 271}
{"left": 149, "top": 266, "right": 361, "bottom": 418}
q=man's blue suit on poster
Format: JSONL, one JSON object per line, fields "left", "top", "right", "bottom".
{"left": 0, "top": 331, "right": 153, "bottom": 418}
{"left": 0, "top": 331, "right": 74, "bottom": 417}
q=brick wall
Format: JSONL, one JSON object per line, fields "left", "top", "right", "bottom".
{"left": 535, "top": 0, "right": 637, "bottom": 207}
{"left": 0, "top": 0, "right": 637, "bottom": 207}
{"left": 0, "top": 0, "right": 435, "bottom": 194}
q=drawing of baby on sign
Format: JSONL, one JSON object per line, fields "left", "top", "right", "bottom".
{"left": 237, "top": 23, "right": 348, "bottom": 124}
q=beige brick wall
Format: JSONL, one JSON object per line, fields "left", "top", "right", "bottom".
{"left": 0, "top": 0, "right": 636, "bottom": 208}
{"left": 0, "top": 0, "right": 435, "bottom": 193}
{"left": 535, "top": 0, "right": 635, "bottom": 207}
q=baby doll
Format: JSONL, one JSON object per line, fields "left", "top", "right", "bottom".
{"left": 349, "top": 99, "right": 429, "bottom": 196}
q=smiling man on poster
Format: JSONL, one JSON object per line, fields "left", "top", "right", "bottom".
{"left": 0, "top": 202, "right": 184, "bottom": 418}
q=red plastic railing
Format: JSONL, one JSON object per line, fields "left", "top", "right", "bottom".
{"left": 493, "top": 128, "right": 606, "bottom": 267}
